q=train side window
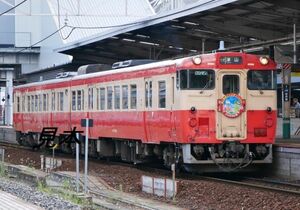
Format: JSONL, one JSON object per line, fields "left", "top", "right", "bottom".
{"left": 35, "top": 95, "right": 38, "bottom": 112}
{"left": 82, "top": 90, "right": 84, "bottom": 110}
{"left": 59, "top": 92, "right": 64, "bottom": 111}
{"left": 223, "top": 75, "right": 239, "bottom": 94}
{"left": 55, "top": 93, "right": 60, "bottom": 111}
{"left": 77, "top": 90, "right": 82, "bottom": 110}
{"left": 149, "top": 82, "right": 152, "bottom": 107}
{"left": 145, "top": 81, "right": 152, "bottom": 108}
{"left": 88, "top": 88, "right": 94, "bottom": 110}
{"left": 39, "top": 95, "right": 43, "bottom": 111}
{"left": 27, "top": 96, "right": 31, "bottom": 112}
{"left": 114, "top": 86, "right": 120, "bottom": 110}
{"left": 72, "top": 91, "right": 76, "bottom": 111}
{"left": 179, "top": 71, "right": 188, "bottom": 89}
{"left": 31, "top": 96, "right": 34, "bottom": 112}
{"left": 247, "top": 70, "right": 277, "bottom": 90}
{"left": 107, "top": 86, "right": 113, "bottom": 110}
{"left": 96, "top": 88, "right": 99, "bottom": 110}
{"left": 158, "top": 81, "right": 166, "bottom": 108}
{"left": 122, "top": 85, "right": 128, "bottom": 109}
{"left": 130, "top": 84, "right": 137, "bottom": 109}
{"left": 100, "top": 88, "right": 105, "bottom": 110}
{"left": 17, "top": 96, "right": 20, "bottom": 112}
{"left": 22, "top": 96, "right": 25, "bottom": 112}
{"left": 43, "top": 94, "right": 47, "bottom": 111}
{"left": 51, "top": 92, "right": 56, "bottom": 111}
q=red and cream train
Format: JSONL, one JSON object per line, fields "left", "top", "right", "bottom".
{"left": 13, "top": 52, "right": 277, "bottom": 171}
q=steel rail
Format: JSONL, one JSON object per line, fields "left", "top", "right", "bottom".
{"left": 89, "top": 190, "right": 160, "bottom": 210}
{"left": 0, "top": 141, "right": 29, "bottom": 150}
{"left": 244, "top": 177, "right": 300, "bottom": 189}
{"left": 199, "top": 176, "right": 300, "bottom": 196}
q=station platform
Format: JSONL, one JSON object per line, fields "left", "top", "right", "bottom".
{"left": 0, "top": 190, "right": 43, "bottom": 210}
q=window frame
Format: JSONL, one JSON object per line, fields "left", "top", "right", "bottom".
{"left": 247, "top": 70, "right": 277, "bottom": 90}
{"left": 222, "top": 74, "right": 240, "bottom": 95}
{"left": 72, "top": 90, "right": 76, "bottom": 111}
{"left": 99, "top": 87, "right": 106, "bottom": 110}
{"left": 114, "top": 86, "right": 120, "bottom": 110}
{"left": 130, "top": 84, "right": 137, "bottom": 109}
{"left": 77, "top": 90, "right": 82, "bottom": 111}
{"left": 122, "top": 85, "right": 129, "bottom": 110}
{"left": 178, "top": 69, "right": 215, "bottom": 90}
{"left": 158, "top": 81, "right": 166, "bottom": 108}
{"left": 107, "top": 86, "right": 113, "bottom": 110}
{"left": 88, "top": 87, "right": 94, "bottom": 110}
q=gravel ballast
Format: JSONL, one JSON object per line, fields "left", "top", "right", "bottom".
{"left": 0, "top": 177, "right": 81, "bottom": 210}
{"left": 3, "top": 146, "right": 300, "bottom": 210}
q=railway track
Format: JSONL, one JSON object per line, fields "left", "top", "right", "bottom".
{"left": 0, "top": 141, "right": 29, "bottom": 150}
{"left": 199, "top": 175, "right": 300, "bottom": 196}
{"left": 2, "top": 140, "right": 300, "bottom": 197}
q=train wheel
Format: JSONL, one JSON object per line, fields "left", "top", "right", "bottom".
{"left": 163, "top": 145, "right": 175, "bottom": 168}
{"left": 16, "top": 131, "right": 25, "bottom": 146}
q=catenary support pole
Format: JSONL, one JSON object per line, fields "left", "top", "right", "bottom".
{"left": 76, "top": 133, "right": 80, "bottom": 193}
{"left": 5, "top": 69, "right": 13, "bottom": 126}
{"left": 294, "top": 24, "right": 297, "bottom": 65}
{"left": 282, "top": 24, "right": 296, "bottom": 139}
{"left": 84, "top": 118, "right": 89, "bottom": 193}
{"left": 282, "top": 62, "right": 291, "bottom": 139}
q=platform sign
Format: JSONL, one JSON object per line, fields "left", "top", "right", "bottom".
{"left": 283, "top": 84, "right": 290, "bottom": 102}
{"left": 292, "top": 64, "right": 300, "bottom": 72}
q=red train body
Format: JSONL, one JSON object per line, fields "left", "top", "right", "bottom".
{"left": 13, "top": 52, "right": 277, "bottom": 171}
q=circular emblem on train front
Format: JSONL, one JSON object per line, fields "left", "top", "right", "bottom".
{"left": 222, "top": 94, "right": 244, "bottom": 118}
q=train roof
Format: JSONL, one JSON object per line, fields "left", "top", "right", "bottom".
{"left": 14, "top": 52, "right": 274, "bottom": 90}
{"left": 15, "top": 58, "right": 177, "bottom": 89}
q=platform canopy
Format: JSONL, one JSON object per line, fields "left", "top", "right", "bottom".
{"left": 56, "top": 0, "right": 300, "bottom": 65}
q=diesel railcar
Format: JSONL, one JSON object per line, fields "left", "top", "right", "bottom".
{"left": 13, "top": 52, "right": 277, "bottom": 171}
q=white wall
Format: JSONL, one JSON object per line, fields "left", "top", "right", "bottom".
{"left": 9, "top": 0, "right": 153, "bottom": 74}
{"left": 0, "top": 0, "right": 15, "bottom": 45}
{"left": 14, "top": 0, "right": 71, "bottom": 73}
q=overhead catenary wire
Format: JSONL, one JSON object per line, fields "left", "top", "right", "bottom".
{"left": 0, "top": 0, "right": 27, "bottom": 16}
{"left": 13, "top": 0, "right": 218, "bottom": 51}
{"left": 55, "top": 0, "right": 218, "bottom": 40}
{"left": 16, "top": 25, "right": 67, "bottom": 54}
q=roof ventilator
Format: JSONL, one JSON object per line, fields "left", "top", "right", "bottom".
{"left": 111, "top": 59, "right": 156, "bottom": 69}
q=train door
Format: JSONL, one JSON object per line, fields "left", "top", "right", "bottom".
{"left": 216, "top": 71, "right": 247, "bottom": 140}
{"left": 144, "top": 78, "right": 153, "bottom": 141}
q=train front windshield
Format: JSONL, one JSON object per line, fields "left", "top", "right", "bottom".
{"left": 247, "top": 70, "right": 277, "bottom": 90}
{"left": 178, "top": 69, "right": 215, "bottom": 90}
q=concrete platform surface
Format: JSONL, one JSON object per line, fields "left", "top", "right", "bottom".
{"left": 276, "top": 118, "right": 300, "bottom": 139}
{"left": 0, "top": 190, "right": 43, "bottom": 210}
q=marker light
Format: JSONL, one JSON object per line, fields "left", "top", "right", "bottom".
{"left": 259, "top": 57, "right": 269, "bottom": 65}
{"left": 189, "top": 118, "right": 198, "bottom": 127}
{"left": 192, "top": 56, "right": 202, "bottom": 65}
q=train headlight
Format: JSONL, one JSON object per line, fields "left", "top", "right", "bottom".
{"left": 192, "top": 56, "right": 202, "bottom": 65}
{"left": 259, "top": 56, "right": 269, "bottom": 65}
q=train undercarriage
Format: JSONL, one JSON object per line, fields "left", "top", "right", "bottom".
{"left": 16, "top": 131, "right": 272, "bottom": 172}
